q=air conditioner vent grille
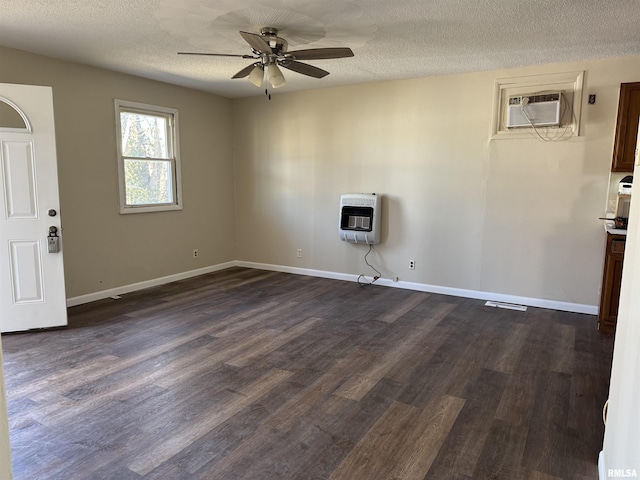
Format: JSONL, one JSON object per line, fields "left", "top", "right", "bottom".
{"left": 506, "top": 92, "right": 562, "bottom": 128}
{"left": 508, "top": 92, "right": 561, "bottom": 106}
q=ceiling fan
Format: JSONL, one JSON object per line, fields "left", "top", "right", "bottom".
{"left": 178, "top": 27, "right": 354, "bottom": 91}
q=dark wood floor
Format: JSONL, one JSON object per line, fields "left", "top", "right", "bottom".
{"left": 2, "top": 267, "right": 614, "bottom": 479}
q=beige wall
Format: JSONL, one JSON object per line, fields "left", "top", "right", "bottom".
{"left": 1, "top": 43, "right": 638, "bottom": 307}
{"left": 1, "top": 43, "right": 639, "bottom": 480}
{"left": 233, "top": 56, "right": 640, "bottom": 307}
{"left": 0, "top": 46, "right": 236, "bottom": 298}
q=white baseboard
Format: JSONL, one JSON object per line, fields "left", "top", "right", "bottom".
{"left": 66, "top": 262, "right": 236, "bottom": 307}
{"left": 238, "top": 261, "right": 598, "bottom": 315}
{"left": 235, "top": 261, "right": 357, "bottom": 283}
{"left": 67, "top": 260, "right": 598, "bottom": 315}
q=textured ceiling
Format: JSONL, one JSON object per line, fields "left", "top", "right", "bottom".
{"left": 1, "top": 0, "right": 640, "bottom": 98}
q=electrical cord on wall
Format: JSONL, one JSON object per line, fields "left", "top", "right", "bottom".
{"left": 357, "top": 244, "right": 382, "bottom": 287}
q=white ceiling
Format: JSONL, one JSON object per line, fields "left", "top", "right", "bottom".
{"left": 1, "top": 0, "right": 640, "bottom": 99}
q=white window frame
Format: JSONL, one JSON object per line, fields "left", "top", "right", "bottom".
{"left": 114, "top": 99, "right": 183, "bottom": 214}
{"left": 490, "top": 70, "right": 584, "bottom": 139}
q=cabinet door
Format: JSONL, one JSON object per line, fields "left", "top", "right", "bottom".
{"left": 612, "top": 82, "right": 640, "bottom": 172}
{"left": 598, "top": 235, "right": 626, "bottom": 331}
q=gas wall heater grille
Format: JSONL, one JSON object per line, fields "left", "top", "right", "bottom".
{"left": 506, "top": 92, "right": 562, "bottom": 128}
{"left": 339, "top": 193, "right": 381, "bottom": 244}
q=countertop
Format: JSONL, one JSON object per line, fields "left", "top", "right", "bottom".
{"left": 604, "top": 221, "right": 628, "bottom": 236}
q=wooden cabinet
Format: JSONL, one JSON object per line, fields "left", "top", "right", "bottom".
{"left": 598, "top": 233, "right": 626, "bottom": 332}
{"left": 612, "top": 82, "right": 640, "bottom": 172}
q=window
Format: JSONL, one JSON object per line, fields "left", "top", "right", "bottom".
{"left": 115, "top": 100, "right": 182, "bottom": 213}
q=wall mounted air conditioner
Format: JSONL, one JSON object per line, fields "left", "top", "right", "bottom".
{"left": 506, "top": 92, "right": 562, "bottom": 128}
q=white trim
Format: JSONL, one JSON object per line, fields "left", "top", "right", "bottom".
{"left": 0, "top": 94, "right": 32, "bottom": 133}
{"left": 66, "top": 261, "right": 235, "bottom": 307}
{"left": 114, "top": 99, "right": 183, "bottom": 214}
{"left": 491, "top": 70, "right": 584, "bottom": 139}
{"left": 66, "top": 260, "right": 598, "bottom": 315}
{"left": 237, "top": 261, "right": 598, "bottom": 315}
{"left": 599, "top": 451, "right": 606, "bottom": 480}
{"left": 0, "top": 337, "right": 12, "bottom": 480}
{"left": 235, "top": 261, "right": 357, "bottom": 283}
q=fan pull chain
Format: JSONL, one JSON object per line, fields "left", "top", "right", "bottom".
{"left": 265, "top": 88, "right": 272, "bottom": 101}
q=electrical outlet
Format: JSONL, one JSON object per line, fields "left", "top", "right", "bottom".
{"left": 409, "top": 259, "right": 415, "bottom": 270}
{"left": 193, "top": 249, "right": 199, "bottom": 258}
{"left": 297, "top": 249, "right": 302, "bottom": 258}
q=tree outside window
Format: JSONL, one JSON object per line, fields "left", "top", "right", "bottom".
{"left": 115, "top": 100, "right": 182, "bottom": 213}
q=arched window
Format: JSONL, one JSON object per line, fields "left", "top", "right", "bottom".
{"left": 0, "top": 97, "right": 31, "bottom": 132}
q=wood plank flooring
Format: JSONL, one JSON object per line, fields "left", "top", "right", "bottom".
{"left": 1, "top": 267, "right": 615, "bottom": 479}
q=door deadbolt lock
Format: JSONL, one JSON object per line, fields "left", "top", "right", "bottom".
{"left": 48, "top": 209, "right": 57, "bottom": 217}
{"left": 47, "top": 226, "right": 60, "bottom": 253}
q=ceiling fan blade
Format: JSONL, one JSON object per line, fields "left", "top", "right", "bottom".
{"left": 239, "top": 31, "right": 273, "bottom": 54}
{"left": 279, "top": 60, "right": 329, "bottom": 79}
{"left": 285, "top": 47, "right": 354, "bottom": 61}
{"left": 178, "top": 52, "right": 256, "bottom": 59}
{"left": 232, "top": 64, "right": 259, "bottom": 79}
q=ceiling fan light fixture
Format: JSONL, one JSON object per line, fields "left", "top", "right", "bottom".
{"left": 267, "top": 63, "right": 286, "bottom": 88}
{"left": 248, "top": 64, "right": 264, "bottom": 87}
{"left": 180, "top": 27, "right": 354, "bottom": 93}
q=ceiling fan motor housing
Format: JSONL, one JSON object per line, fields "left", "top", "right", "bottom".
{"left": 259, "top": 27, "right": 288, "bottom": 56}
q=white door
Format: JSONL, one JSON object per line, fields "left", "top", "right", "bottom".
{"left": 0, "top": 83, "right": 67, "bottom": 332}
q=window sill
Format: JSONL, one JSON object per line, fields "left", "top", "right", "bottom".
{"left": 119, "top": 204, "right": 183, "bottom": 214}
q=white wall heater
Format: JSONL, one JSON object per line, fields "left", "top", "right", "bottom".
{"left": 338, "top": 193, "right": 381, "bottom": 244}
